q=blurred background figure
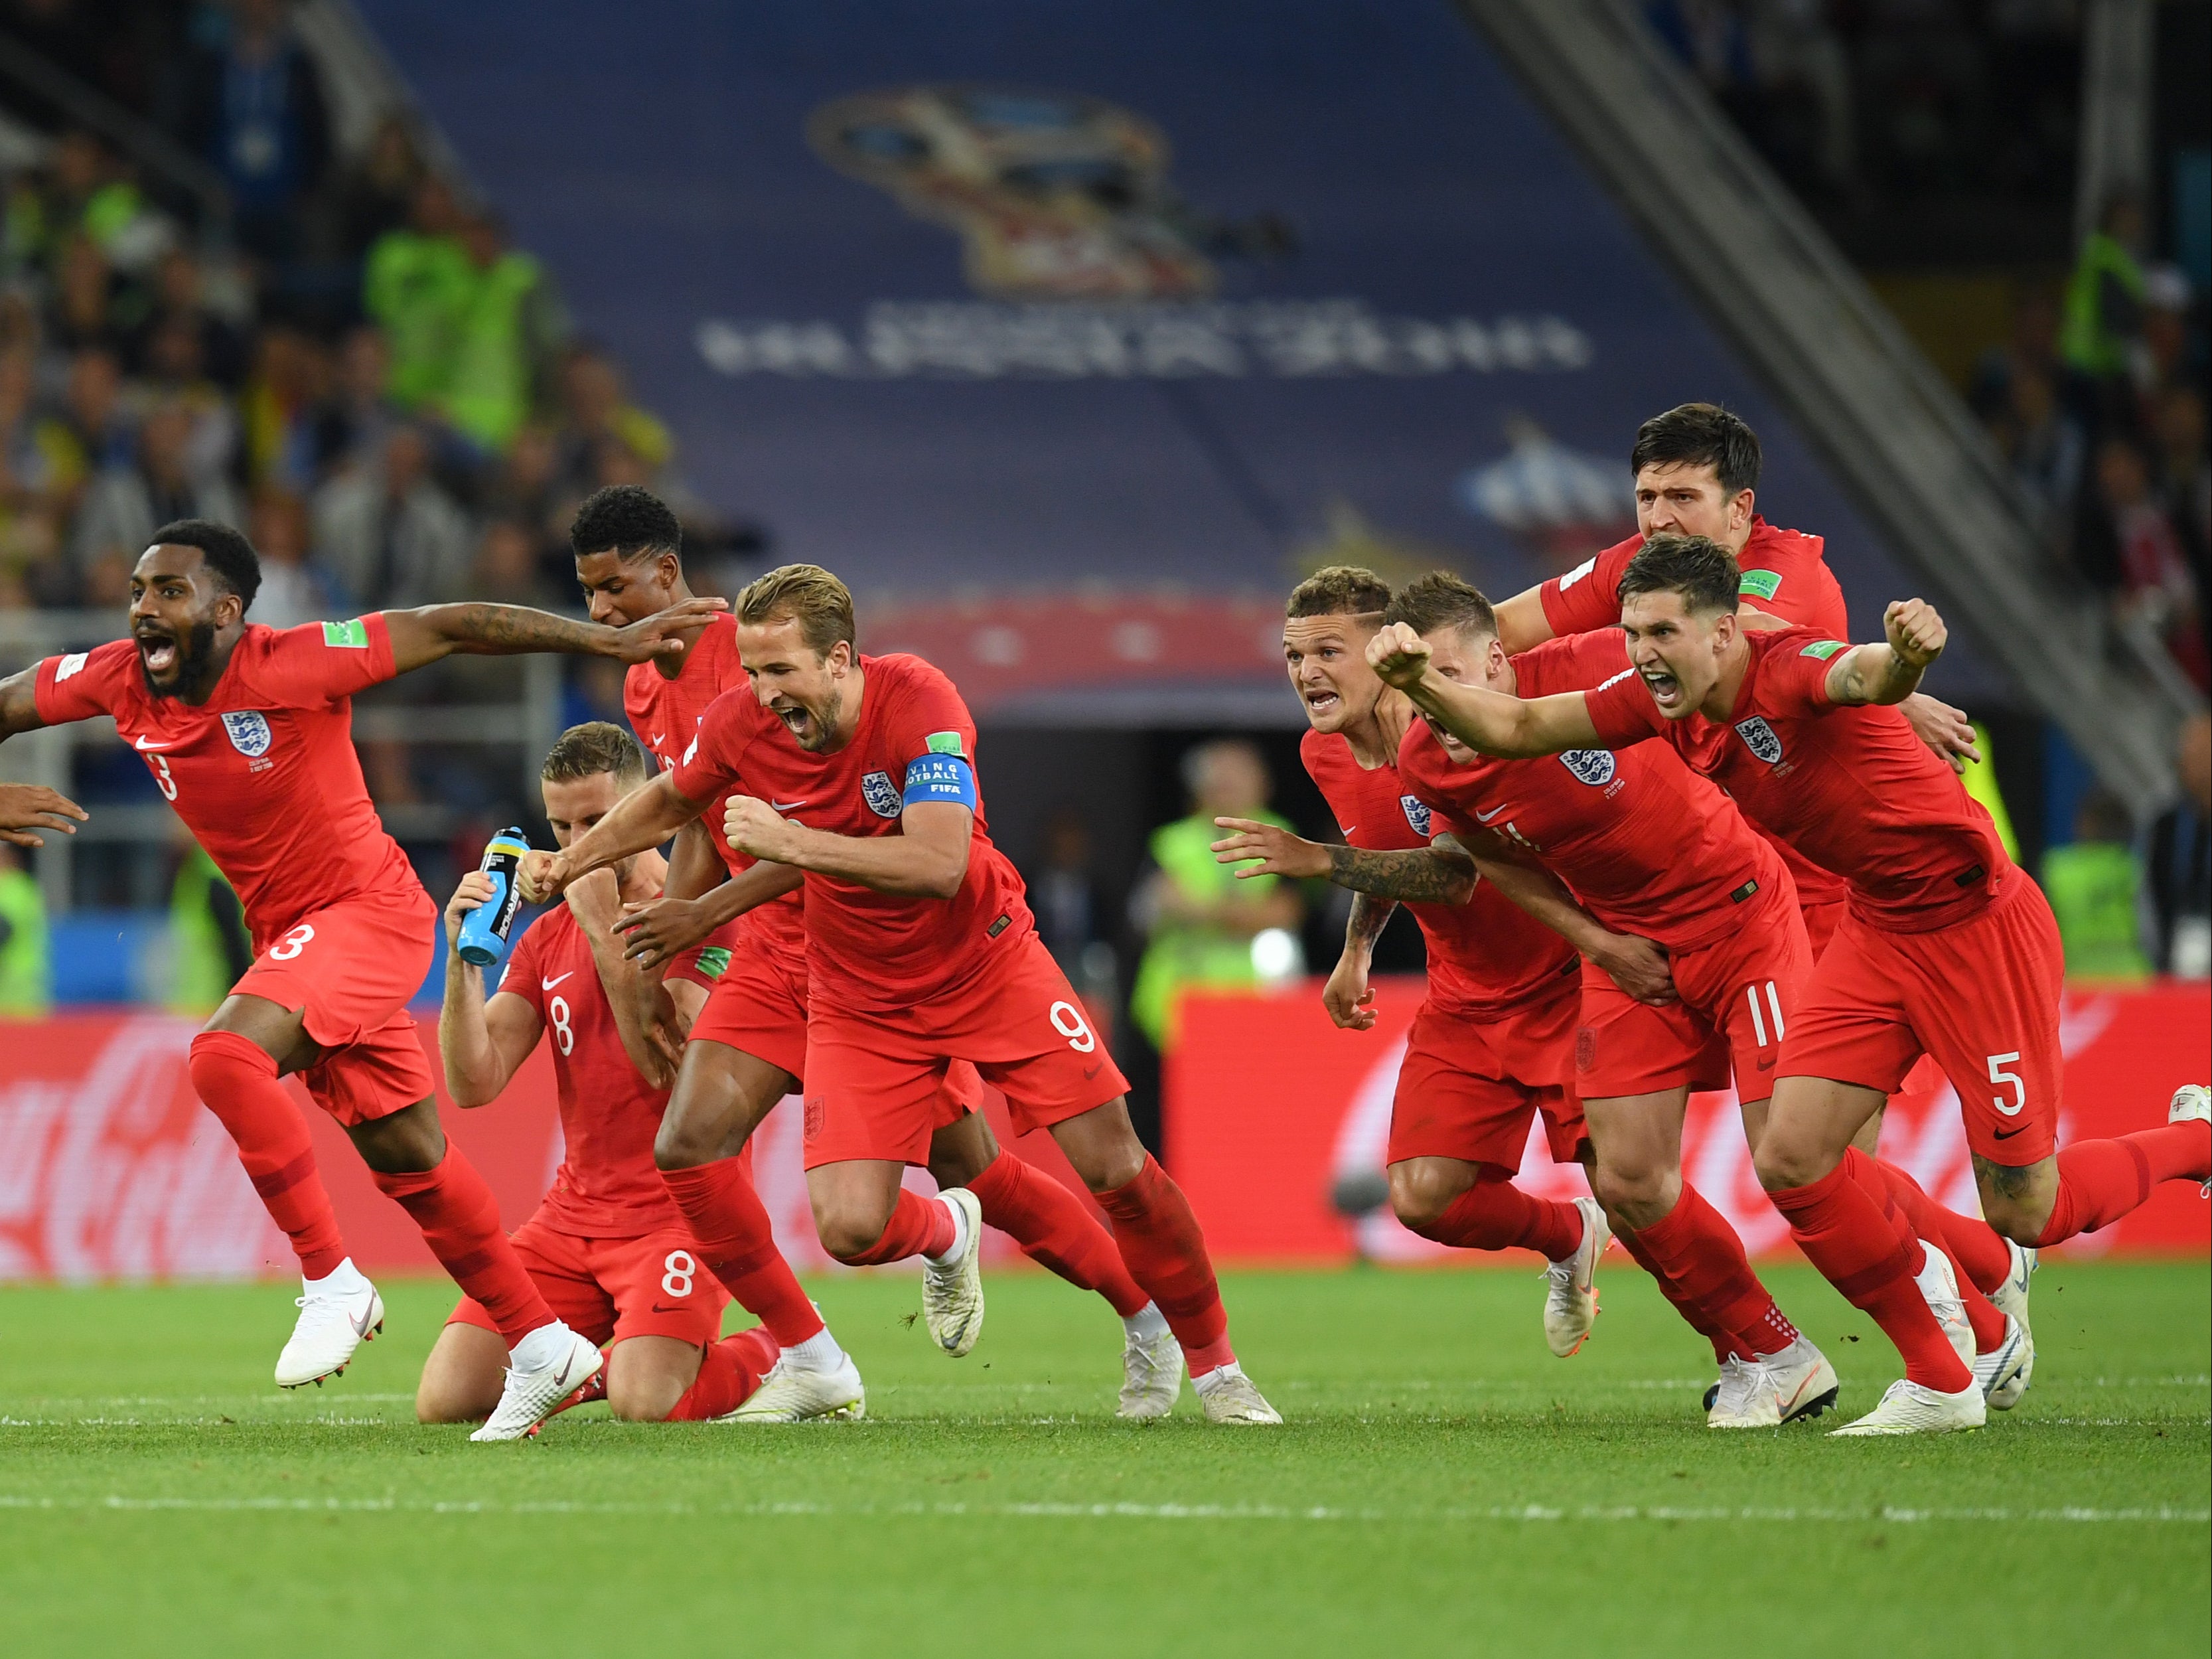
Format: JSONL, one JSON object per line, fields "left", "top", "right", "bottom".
{"left": 2141, "top": 713, "right": 2211, "bottom": 981}
{"left": 2041, "top": 787, "right": 2151, "bottom": 983}
{"left": 165, "top": 838, "right": 252, "bottom": 1017}
{"left": 0, "top": 840, "right": 49, "bottom": 1016}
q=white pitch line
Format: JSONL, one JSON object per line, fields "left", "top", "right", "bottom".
{"left": 0, "top": 1494, "right": 2201, "bottom": 1525}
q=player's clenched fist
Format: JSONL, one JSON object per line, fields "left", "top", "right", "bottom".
{"left": 1883, "top": 598, "right": 1947, "bottom": 669}
{"left": 1366, "top": 621, "right": 1432, "bottom": 690}
{"left": 723, "top": 795, "right": 799, "bottom": 861}
{"left": 444, "top": 868, "right": 497, "bottom": 947}
{"left": 1211, "top": 815, "right": 1331, "bottom": 880}
{"left": 515, "top": 847, "right": 567, "bottom": 903}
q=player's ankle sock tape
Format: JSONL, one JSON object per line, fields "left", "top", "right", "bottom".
{"left": 1636, "top": 1183, "right": 1799, "bottom": 1355}
{"left": 186, "top": 1029, "right": 348, "bottom": 1281}
{"left": 658, "top": 1161, "right": 824, "bottom": 1347}
{"left": 1770, "top": 1160, "right": 1970, "bottom": 1392}
{"left": 1095, "top": 1155, "right": 1230, "bottom": 1356}
{"left": 968, "top": 1149, "right": 1150, "bottom": 1316}
{"left": 372, "top": 1148, "right": 554, "bottom": 1345}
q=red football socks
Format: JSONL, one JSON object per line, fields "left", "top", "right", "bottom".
{"left": 660, "top": 1159, "right": 824, "bottom": 1347}
{"left": 1769, "top": 1157, "right": 1970, "bottom": 1392}
{"left": 1632, "top": 1182, "right": 1801, "bottom": 1359}
{"left": 1410, "top": 1166, "right": 1584, "bottom": 1262}
{"left": 834, "top": 1188, "right": 958, "bottom": 1265}
{"left": 1612, "top": 1222, "right": 1749, "bottom": 1364}
{"left": 2033, "top": 1122, "right": 2212, "bottom": 1246}
{"left": 1095, "top": 1155, "right": 1234, "bottom": 1376}
{"left": 1866, "top": 1156, "right": 2006, "bottom": 1351}
{"left": 372, "top": 1145, "right": 554, "bottom": 1346}
{"left": 966, "top": 1150, "right": 1149, "bottom": 1316}
{"left": 665, "top": 1327, "right": 780, "bottom": 1422}
{"left": 186, "top": 1030, "right": 348, "bottom": 1279}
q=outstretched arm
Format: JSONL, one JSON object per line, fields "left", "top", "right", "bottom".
{"left": 0, "top": 669, "right": 88, "bottom": 847}
{"left": 380, "top": 595, "right": 728, "bottom": 675}
{"left": 1366, "top": 623, "right": 1604, "bottom": 757}
{"left": 1211, "top": 815, "right": 1476, "bottom": 905}
{"left": 1823, "top": 598, "right": 1946, "bottom": 708}
{"left": 520, "top": 770, "right": 707, "bottom": 900}
{"left": 723, "top": 795, "right": 971, "bottom": 899}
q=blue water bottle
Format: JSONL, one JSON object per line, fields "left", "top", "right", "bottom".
{"left": 457, "top": 826, "right": 530, "bottom": 966}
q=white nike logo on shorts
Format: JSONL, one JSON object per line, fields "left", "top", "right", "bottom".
{"left": 541, "top": 972, "right": 573, "bottom": 990}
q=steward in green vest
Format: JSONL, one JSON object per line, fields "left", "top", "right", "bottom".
{"left": 439, "top": 216, "right": 566, "bottom": 452}
{"left": 2059, "top": 197, "right": 2146, "bottom": 381}
{"left": 364, "top": 224, "right": 474, "bottom": 410}
{"left": 2041, "top": 792, "right": 2152, "bottom": 983}
{"left": 168, "top": 844, "right": 255, "bottom": 1016}
{"left": 0, "top": 851, "right": 48, "bottom": 1016}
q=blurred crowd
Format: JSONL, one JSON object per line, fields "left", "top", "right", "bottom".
{"left": 0, "top": 0, "right": 751, "bottom": 629}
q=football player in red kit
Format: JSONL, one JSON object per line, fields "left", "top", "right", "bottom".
{"left": 1376, "top": 534, "right": 2207, "bottom": 1434}
{"left": 0, "top": 519, "right": 724, "bottom": 1440}
{"left": 526, "top": 564, "right": 1280, "bottom": 1424}
{"left": 566, "top": 491, "right": 1188, "bottom": 1422}
{"left": 1358, "top": 574, "right": 1836, "bottom": 1427}
{"left": 421, "top": 724, "right": 776, "bottom": 1427}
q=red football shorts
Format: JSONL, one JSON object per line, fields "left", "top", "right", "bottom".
{"left": 232, "top": 888, "right": 437, "bottom": 1125}
{"left": 802, "top": 931, "right": 1128, "bottom": 1168}
{"left": 1780, "top": 879, "right": 2064, "bottom": 1165}
{"left": 1576, "top": 882, "right": 1812, "bottom": 1103}
{"left": 446, "top": 1212, "right": 729, "bottom": 1349}
{"left": 688, "top": 941, "right": 988, "bottom": 1117}
{"left": 1387, "top": 984, "right": 1587, "bottom": 1169}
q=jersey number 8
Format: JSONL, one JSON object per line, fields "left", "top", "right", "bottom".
{"left": 549, "top": 995, "right": 574, "bottom": 1056}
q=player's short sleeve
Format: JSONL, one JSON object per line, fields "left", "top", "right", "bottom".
{"left": 33, "top": 641, "right": 131, "bottom": 724}
{"left": 668, "top": 690, "right": 749, "bottom": 805}
{"left": 664, "top": 922, "right": 742, "bottom": 993}
{"left": 1536, "top": 538, "right": 1635, "bottom": 637}
{"left": 887, "top": 663, "right": 980, "bottom": 812}
{"left": 1761, "top": 631, "right": 1850, "bottom": 713}
{"left": 492, "top": 916, "right": 547, "bottom": 1017}
{"left": 1583, "top": 661, "right": 1668, "bottom": 747}
{"left": 249, "top": 616, "right": 398, "bottom": 707}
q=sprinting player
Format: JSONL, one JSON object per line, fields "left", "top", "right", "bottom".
{"left": 525, "top": 564, "right": 1281, "bottom": 1424}
{"left": 0, "top": 520, "right": 724, "bottom": 1441}
{"left": 1486, "top": 402, "right": 2034, "bottom": 1382}
{"left": 421, "top": 723, "right": 777, "bottom": 1426}
{"left": 1361, "top": 573, "right": 1838, "bottom": 1428}
{"left": 1215, "top": 565, "right": 1655, "bottom": 1354}
{"left": 1373, "top": 535, "right": 2207, "bottom": 1433}
{"left": 570, "top": 493, "right": 1184, "bottom": 1421}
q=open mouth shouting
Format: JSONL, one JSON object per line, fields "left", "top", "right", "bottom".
{"left": 1302, "top": 685, "right": 1341, "bottom": 718}
{"left": 1639, "top": 666, "right": 1686, "bottom": 713}
{"left": 135, "top": 625, "right": 181, "bottom": 683}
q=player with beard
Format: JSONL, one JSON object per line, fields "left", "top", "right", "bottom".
{"left": 565, "top": 489, "right": 1185, "bottom": 1422}
{"left": 1376, "top": 533, "right": 2205, "bottom": 1433}
{"left": 0, "top": 520, "right": 723, "bottom": 1440}
{"left": 1357, "top": 574, "right": 1839, "bottom": 1428}
{"left": 524, "top": 564, "right": 1280, "bottom": 1424}
{"left": 1213, "top": 564, "right": 1768, "bottom": 1364}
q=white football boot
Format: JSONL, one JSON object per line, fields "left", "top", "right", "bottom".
{"left": 1971, "top": 1314, "right": 2031, "bottom": 1411}
{"left": 921, "top": 1187, "right": 986, "bottom": 1357}
{"left": 1915, "top": 1243, "right": 1975, "bottom": 1369}
{"left": 471, "top": 1322, "right": 603, "bottom": 1441}
{"left": 1118, "top": 1325, "right": 1185, "bottom": 1420}
{"left": 716, "top": 1351, "right": 867, "bottom": 1423}
{"left": 1987, "top": 1239, "right": 2037, "bottom": 1407}
{"left": 1708, "top": 1336, "right": 1841, "bottom": 1429}
{"left": 2171, "top": 1084, "right": 2210, "bottom": 1195}
{"left": 1542, "top": 1198, "right": 1609, "bottom": 1358}
{"left": 1704, "top": 1357, "right": 1749, "bottom": 1425}
{"left": 274, "top": 1265, "right": 384, "bottom": 1389}
{"left": 1192, "top": 1362, "right": 1283, "bottom": 1425}
{"left": 1829, "top": 1377, "right": 1985, "bottom": 1436}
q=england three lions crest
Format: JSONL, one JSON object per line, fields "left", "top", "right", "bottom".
{"left": 1733, "top": 717, "right": 1783, "bottom": 764}
{"left": 1558, "top": 749, "right": 1617, "bottom": 786}
{"left": 861, "top": 769, "right": 903, "bottom": 817}
{"left": 1398, "top": 794, "right": 1433, "bottom": 838}
{"left": 222, "top": 711, "right": 273, "bottom": 757}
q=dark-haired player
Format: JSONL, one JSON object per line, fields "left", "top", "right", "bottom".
{"left": 422, "top": 723, "right": 778, "bottom": 1426}
{"left": 526, "top": 563, "right": 1280, "bottom": 1423}
{"left": 1373, "top": 535, "right": 2207, "bottom": 1433}
{"left": 1363, "top": 573, "right": 1838, "bottom": 1428}
{"left": 567, "top": 491, "right": 1186, "bottom": 1421}
{"left": 0, "top": 520, "right": 723, "bottom": 1440}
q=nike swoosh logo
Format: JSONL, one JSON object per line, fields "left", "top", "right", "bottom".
{"left": 552, "top": 1349, "right": 577, "bottom": 1387}
{"left": 541, "top": 973, "right": 573, "bottom": 990}
{"left": 1339, "top": 825, "right": 1356, "bottom": 835}
{"left": 770, "top": 800, "right": 808, "bottom": 812}
{"left": 133, "top": 735, "right": 174, "bottom": 751}
{"left": 1990, "top": 1123, "right": 2030, "bottom": 1140}
{"left": 650, "top": 733, "right": 664, "bottom": 746}
{"left": 1474, "top": 803, "right": 1509, "bottom": 823}
{"left": 350, "top": 1303, "right": 376, "bottom": 1338}
{"left": 650, "top": 1302, "right": 688, "bottom": 1315}
{"left": 1082, "top": 1062, "right": 1104, "bottom": 1081}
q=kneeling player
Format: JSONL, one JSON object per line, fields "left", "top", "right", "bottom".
{"left": 419, "top": 724, "right": 775, "bottom": 1426}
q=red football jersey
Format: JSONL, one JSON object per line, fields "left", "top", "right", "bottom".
{"left": 623, "top": 613, "right": 806, "bottom": 963}
{"left": 1300, "top": 726, "right": 1575, "bottom": 1015}
{"left": 1585, "top": 626, "right": 2012, "bottom": 933}
{"left": 1396, "top": 631, "right": 1785, "bottom": 953}
{"left": 34, "top": 618, "right": 421, "bottom": 946}
{"left": 672, "top": 653, "right": 1033, "bottom": 1015}
{"left": 497, "top": 901, "right": 735, "bottom": 1236}
{"left": 1540, "top": 517, "right": 1848, "bottom": 639}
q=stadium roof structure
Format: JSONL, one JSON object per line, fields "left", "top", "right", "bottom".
{"left": 361, "top": 0, "right": 1994, "bottom": 726}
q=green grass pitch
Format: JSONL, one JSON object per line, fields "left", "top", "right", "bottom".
{"left": 1, "top": 1259, "right": 2205, "bottom": 1658}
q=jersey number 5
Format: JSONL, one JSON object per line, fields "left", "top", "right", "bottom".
{"left": 1986, "top": 1052, "right": 2026, "bottom": 1116}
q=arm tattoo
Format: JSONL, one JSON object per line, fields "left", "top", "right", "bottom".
{"left": 1325, "top": 842, "right": 1475, "bottom": 904}
{"left": 433, "top": 604, "right": 610, "bottom": 657}
{"left": 1345, "top": 891, "right": 1396, "bottom": 953}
